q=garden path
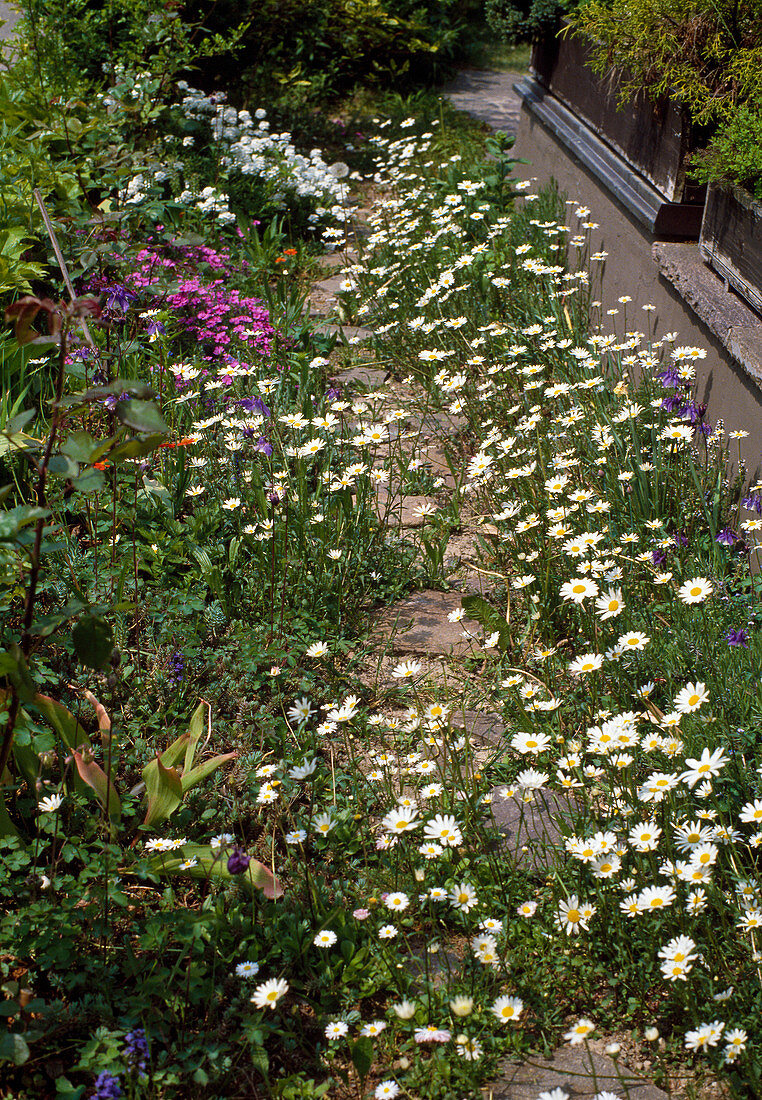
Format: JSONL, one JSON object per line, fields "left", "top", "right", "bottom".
{"left": 0, "top": 0, "right": 20, "bottom": 42}
{"left": 442, "top": 70, "right": 524, "bottom": 135}
{"left": 299, "top": 101, "right": 721, "bottom": 1098}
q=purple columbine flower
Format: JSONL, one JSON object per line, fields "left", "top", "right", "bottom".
{"left": 103, "top": 285, "right": 137, "bottom": 314}
{"left": 227, "top": 848, "right": 251, "bottom": 875}
{"left": 716, "top": 527, "right": 739, "bottom": 546}
{"left": 726, "top": 628, "right": 749, "bottom": 648}
{"left": 672, "top": 530, "right": 688, "bottom": 548}
{"left": 661, "top": 395, "right": 685, "bottom": 414}
{"left": 657, "top": 366, "right": 682, "bottom": 389}
{"left": 145, "top": 318, "right": 165, "bottom": 337}
{"left": 237, "top": 396, "right": 271, "bottom": 418}
{"left": 742, "top": 494, "right": 762, "bottom": 515}
{"left": 652, "top": 547, "right": 667, "bottom": 565}
{"left": 93, "top": 1072, "right": 122, "bottom": 1099}
{"left": 254, "top": 436, "right": 273, "bottom": 456}
{"left": 124, "top": 1028, "right": 149, "bottom": 1076}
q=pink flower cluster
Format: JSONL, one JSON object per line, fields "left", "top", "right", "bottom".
{"left": 127, "top": 243, "right": 275, "bottom": 360}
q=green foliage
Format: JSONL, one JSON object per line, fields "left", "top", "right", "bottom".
{"left": 691, "top": 93, "right": 762, "bottom": 198}
{"left": 568, "top": 0, "right": 762, "bottom": 125}
{"left": 184, "top": 0, "right": 477, "bottom": 101}
{"left": 484, "top": 0, "right": 566, "bottom": 45}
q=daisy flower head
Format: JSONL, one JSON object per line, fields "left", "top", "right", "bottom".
{"left": 492, "top": 995, "right": 524, "bottom": 1022}
{"left": 325, "top": 1021, "right": 349, "bottom": 1039}
{"left": 423, "top": 814, "right": 463, "bottom": 846}
{"left": 385, "top": 891, "right": 410, "bottom": 912}
{"left": 375, "top": 1082, "right": 400, "bottom": 1099}
{"left": 595, "top": 588, "right": 624, "bottom": 620}
{"left": 414, "top": 1025, "right": 451, "bottom": 1043}
{"left": 381, "top": 806, "right": 419, "bottom": 834}
{"left": 556, "top": 895, "right": 595, "bottom": 934}
{"left": 360, "top": 1020, "right": 387, "bottom": 1037}
{"left": 305, "top": 641, "right": 329, "bottom": 658}
{"left": 674, "top": 682, "right": 709, "bottom": 714}
{"left": 677, "top": 577, "right": 713, "bottom": 604}
{"left": 251, "top": 978, "right": 289, "bottom": 1010}
{"left": 565, "top": 1018, "right": 596, "bottom": 1044}
{"left": 450, "top": 882, "right": 478, "bottom": 911}
{"left": 236, "top": 960, "right": 260, "bottom": 978}
{"left": 313, "top": 929, "right": 338, "bottom": 948}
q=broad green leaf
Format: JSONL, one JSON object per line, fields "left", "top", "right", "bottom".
{"left": 0, "top": 793, "right": 19, "bottom": 838}
{"left": 107, "top": 433, "right": 166, "bottom": 462}
{"left": 151, "top": 843, "right": 283, "bottom": 898}
{"left": 0, "top": 1031, "right": 30, "bottom": 1065}
{"left": 47, "top": 454, "right": 79, "bottom": 479}
{"left": 350, "top": 1037, "right": 373, "bottom": 1080}
{"left": 181, "top": 752, "right": 237, "bottom": 793}
{"left": 61, "top": 431, "right": 97, "bottom": 462}
{"left": 115, "top": 398, "right": 167, "bottom": 435}
{"left": 32, "top": 693, "right": 90, "bottom": 749}
{"left": 142, "top": 755, "right": 183, "bottom": 826}
{"left": 71, "top": 468, "right": 105, "bottom": 494}
{"left": 183, "top": 700, "right": 207, "bottom": 775}
{"left": 72, "top": 615, "right": 113, "bottom": 670}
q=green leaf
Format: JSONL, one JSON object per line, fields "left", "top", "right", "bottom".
{"left": 0, "top": 794, "right": 18, "bottom": 838}
{"left": 61, "top": 431, "right": 97, "bottom": 462}
{"left": 0, "top": 1032, "right": 30, "bottom": 1065}
{"left": 32, "top": 692, "right": 90, "bottom": 749}
{"left": 350, "top": 1037, "right": 373, "bottom": 1080}
{"left": 184, "top": 700, "right": 207, "bottom": 775}
{"left": 107, "top": 433, "right": 166, "bottom": 462}
{"left": 48, "top": 454, "right": 79, "bottom": 479}
{"left": 115, "top": 398, "right": 167, "bottom": 435}
{"left": 142, "top": 755, "right": 183, "bottom": 826}
{"left": 461, "top": 594, "right": 511, "bottom": 651}
{"left": 181, "top": 751, "right": 237, "bottom": 793}
{"left": 72, "top": 615, "right": 113, "bottom": 669}
{"left": 151, "top": 843, "right": 283, "bottom": 898}
{"left": 71, "top": 468, "right": 105, "bottom": 494}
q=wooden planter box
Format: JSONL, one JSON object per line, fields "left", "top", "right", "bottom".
{"left": 519, "top": 29, "right": 706, "bottom": 236}
{"left": 699, "top": 184, "right": 762, "bottom": 316}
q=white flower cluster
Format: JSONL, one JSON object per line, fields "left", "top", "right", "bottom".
{"left": 176, "top": 82, "right": 348, "bottom": 226}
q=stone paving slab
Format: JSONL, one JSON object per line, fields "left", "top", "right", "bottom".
{"left": 316, "top": 323, "right": 375, "bottom": 344}
{"left": 485, "top": 1046, "right": 669, "bottom": 1100}
{"left": 374, "top": 491, "right": 440, "bottom": 528}
{"left": 450, "top": 708, "right": 506, "bottom": 748}
{"left": 488, "top": 788, "right": 578, "bottom": 870}
{"left": 443, "top": 69, "right": 524, "bottom": 134}
{"left": 368, "top": 590, "right": 482, "bottom": 657}
{"left": 0, "top": 0, "right": 20, "bottom": 41}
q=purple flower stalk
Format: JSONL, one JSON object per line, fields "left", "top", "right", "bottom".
{"left": 93, "top": 1072, "right": 122, "bottom": 1099}
{"left": 124, "top": 1028, "right": 149, "bottom": 1076}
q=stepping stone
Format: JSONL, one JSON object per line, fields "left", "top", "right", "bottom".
{"left": 368, "top": 590, "right": 482, "bottom": 657}
{"left": 336, "top": 364, "right": 388, "bottom": 388}
{"left": 485, "top": 1044, "right": 669, "bottom": 1100}
{"left": 313, "top": 273, "right": 350, "bottom": 297}
{"left": 451, "top": 709, "right": 506, "bottom": 748}
{"left": 375, "top": 492, "right": 440, "bottom": 528}
{"left": 488, "top": 789, "right": 578, "bottom": 871}
{"left": 315, "top": 322, "right": 374, "bottom": 344}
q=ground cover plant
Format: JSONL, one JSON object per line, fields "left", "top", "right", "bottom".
{"left": 3, "top": 5, "right": 762, "bottom": 1100}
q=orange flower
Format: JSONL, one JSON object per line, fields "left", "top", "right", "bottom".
{"left": 93, "top": 461, "right": 110, "bottom": 470}
{"left": 160, "top": 437, "right": 196, "bottom": 449}
{"left": 284, "top": 248, "right": 298, "bottom": 256}
{"left": 275, "top": 257, "right": 287, "bottom": 264}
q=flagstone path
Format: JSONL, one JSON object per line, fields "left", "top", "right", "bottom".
{"left": 300, "top": 69, "right": 720, "bottom": 1099}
